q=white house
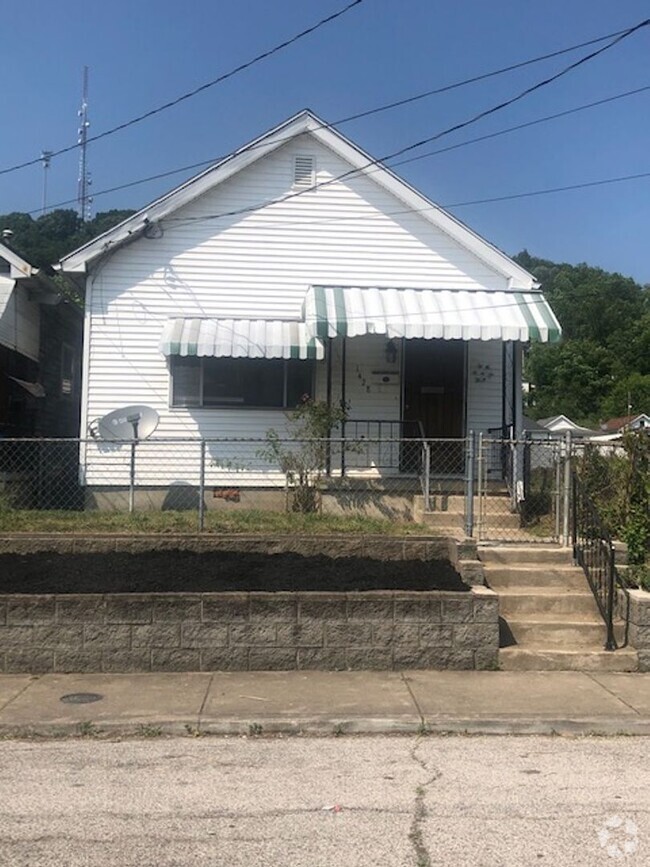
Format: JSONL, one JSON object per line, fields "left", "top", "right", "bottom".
{"left": 58, "top": 111, "right": 561, "bottom": 494}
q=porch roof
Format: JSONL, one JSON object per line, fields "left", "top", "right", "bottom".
{"left": 160, "top": 318, "right": 324, "bottom": 360}
{"left": 303, "top": 286, "right": 561, "bottom": 343}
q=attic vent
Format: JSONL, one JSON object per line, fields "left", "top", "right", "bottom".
{"left": 293, "top": 155, "right": 315, "bottom": 188}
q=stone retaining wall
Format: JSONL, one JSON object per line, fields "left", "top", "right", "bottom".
{"left": 0, "top": 587, "right": 498, "bottom": 673}
{"left": 617, "top": 588, "right": 650, "bottom": 672}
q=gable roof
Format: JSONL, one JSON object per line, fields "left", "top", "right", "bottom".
{"left": 600, "top": 413, "right": 650, "bottom": 432}
{"left": 0, "top": 242, "right": 60, "bottom": 302}
{"left": 58, "top": 110, "right": 537, "bottom": 288}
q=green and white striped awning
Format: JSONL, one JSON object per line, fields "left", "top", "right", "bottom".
{"left": 160, "top": 318, "right": 324, "bottom": 360}
{"left": 303, "top": 286, "right": 561, "bottom": 343}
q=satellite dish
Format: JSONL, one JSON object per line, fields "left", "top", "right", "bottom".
{"left": 93, "top": 405, "right": 159, "bottom": 441}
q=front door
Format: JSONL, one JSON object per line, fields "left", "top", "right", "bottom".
{"left": 403, "top": 339, "right": 466, "bottom": 473}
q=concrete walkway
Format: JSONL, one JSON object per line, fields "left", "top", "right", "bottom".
{"left": 1, "top": 670, "right": 649, "bottom": 737}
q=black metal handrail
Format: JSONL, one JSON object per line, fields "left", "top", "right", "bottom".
{"left": 571, "top": 471, "right": 617, "bottom": 650}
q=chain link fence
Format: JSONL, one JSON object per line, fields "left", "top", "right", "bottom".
{"left": 0, "top": 434, "right": 572, "bottom": 539}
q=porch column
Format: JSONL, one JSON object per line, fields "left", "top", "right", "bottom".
{"left": 340, "top": 336, "right": 347, "bottom": 477}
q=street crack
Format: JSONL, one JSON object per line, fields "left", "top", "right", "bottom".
{"left": 408, "top": 737, "right": 441, "bottom": 867}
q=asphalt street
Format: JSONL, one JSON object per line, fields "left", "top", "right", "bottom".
{"left": 0, "top": 735, "right": 648, "bottom": 866}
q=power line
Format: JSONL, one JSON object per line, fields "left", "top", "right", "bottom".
{"left": 0, "top": 16, "right": 645, "bottom": 182}
{"left": 168, "top": 18, "right": 650, "bottom": 225}
{"left": 442, "top": 169, "right": 650, "bottom": 209}
{"left": 25, "top": 83, "right": 650, "bottom": 217}
{"left": 0, "top": 0, "right": 365, "bottom": 177}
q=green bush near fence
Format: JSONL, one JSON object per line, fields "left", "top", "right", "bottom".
{"left": 578, "top": 431, "right": 650, "bottom": 566}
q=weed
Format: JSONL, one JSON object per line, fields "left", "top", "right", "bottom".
{"left": 77, "top": 720, "right": 100, "bottom": 738}
{"left": 248, "top": 722, "right": 264, "bottom": 737}
{"left": 137, "top": 724, "right": 163, "bottom": 738}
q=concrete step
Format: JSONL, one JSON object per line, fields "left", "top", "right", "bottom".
{"left": 485, "top": 566, "right": 587, "bottom": 590}
{"left": 498, "top": 590, "right": 600, "bottom": 619}
{"left": 503, "top": 619, "right": 623, "bottom": 649}
{"left": 480, "top": 546, "right": 572, "bottom": 566}
{"left": 499, "top": 647, "right": 639, "bottom": 672}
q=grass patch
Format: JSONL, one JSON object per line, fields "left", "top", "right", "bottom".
{"left": 0, "top": 508, "right": 430, "bottom": 536}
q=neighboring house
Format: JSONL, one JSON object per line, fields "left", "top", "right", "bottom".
{"left": 58, "top": 110, "right": 561, "bottom": 492}
{"left": 535, "top": 414, "right": 599, "bottom": 439}
{"left": 0, "top": 242, "right": 82, "bottom": 437}
{"left": 599, "top": 414, "right": 650, "bottom": 436}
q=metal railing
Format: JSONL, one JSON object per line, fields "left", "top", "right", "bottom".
{"left": 571, "top": 471, "right": 617, "bottom": 650}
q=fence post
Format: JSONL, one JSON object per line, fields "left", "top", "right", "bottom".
{"left": 605, "top": 542, "right": 616, "bottom": 651}
{"left": 129, "top": 441, "right": 136, "bottom": 513}
{"left": 423, "top": 440, "right": 431, "bottom": 512}
{"left": 198, "top": 439, "right": 206, "bottom": 532}
{"left": 562, "top": 430, "right": 571, "bottom": 547}
{"left": 464, "top": 432, "right": 475, "bottom": 538}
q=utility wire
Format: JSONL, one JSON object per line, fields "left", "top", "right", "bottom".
{"left": 168, "top": 18, "right": 650, "bottom": 225}
{"left": 0, "top": 0, "right": 365, "bottom": 177}
{"left": 0, "top": 16, "right": 644, "bottom": 180}
{"left": 443, "top": 169, "right": 650, "bottom": 208}
{"left": 25, "top": 83, "right": 650, "bottom": 217}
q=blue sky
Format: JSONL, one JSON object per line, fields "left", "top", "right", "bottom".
{"left": 1, "top": 0, "right": 649, "bottom": 282}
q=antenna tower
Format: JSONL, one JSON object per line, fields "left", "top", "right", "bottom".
{"left": 77, "top": 66, "right": 92, "bottom": 222}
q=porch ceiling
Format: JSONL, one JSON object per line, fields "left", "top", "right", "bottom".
{"left": 159, "top": 318, "right": 324, "bottom": 360}
{"left": 303, "top": 286, "right": 561, "bottom": 343}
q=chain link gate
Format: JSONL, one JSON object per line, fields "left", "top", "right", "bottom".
{"left": 473, "top": 433, "right": 572, "bottom": 543}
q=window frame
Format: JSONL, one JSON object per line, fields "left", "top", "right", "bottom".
{"left": 169, "top": 356, "right": 315, "bottom": 410}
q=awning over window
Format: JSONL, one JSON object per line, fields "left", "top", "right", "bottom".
{"left": 303, "top": 286, "right": 561, "bottom": 343}
{"left": 160, "top": 318, "right": 324, "bottom": 360}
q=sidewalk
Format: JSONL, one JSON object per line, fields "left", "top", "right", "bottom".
{"left": 1, "top": 670, "right": 649, "bottom": 737}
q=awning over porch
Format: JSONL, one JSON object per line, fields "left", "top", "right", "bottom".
{"left": 303, "top": 286, "right": 561, "bottom": 343}
{"left": 160, "top": 318, "right": 324, "bottom": 360}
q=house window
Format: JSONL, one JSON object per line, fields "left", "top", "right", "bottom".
{"left": 170, "top": 357, "right": 314, "bottom": 409}
{"left": 61, "top": 344, "right": 75, "bottom": 396}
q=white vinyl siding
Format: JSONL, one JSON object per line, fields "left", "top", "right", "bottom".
{"left": 0, "top": 279, "right": 40, "bottom": 361}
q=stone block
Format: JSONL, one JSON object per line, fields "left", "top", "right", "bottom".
{"left": 346, "top": 647, "right": 392, "bottom": 670}
{"left": 441, "top": 596, "right": 474, "bottom": 623}
{"left": 53, "top": 650, "right": 104, "bottom": 673}
{"left": 181, "top": 623, "right": 229, "bottom": 649}
{"left": 84, "top": 624, "right": 131, "bottom": 649}
{"left": 436, "top": 649, "right": 476, "bottom": 670}
{"left": 453, "top": 623, "right": 498, "bottom": 649}
{"left": 638, "top": 650, "right": 650, "bottom": 672}
{"left": 102, "top": 650, "right": 152, "bottom": 673}
{"left": 628, "top": 591, "right": 650, "bottom": 629}
{"left": 4, "top": 650, "right": 54, "bottom": 674}
{"left": 346, "top": 595, "right": 394, "bottom": 621}
{"left": 402, "top": 541, "right": 429, "bottom": 561}
{"left": 456, "top": 539, "right": 478, "bottom": 561}
{"left": 474, "top": 647, "right": 499, "bottom": 670}
{"left": 472, "top": 589, "right": 499, "bottom": 621}
{"left": 0, "top": 626, "right": 33, "bottom": 649}
{"left": 394, "top": 595, "right": 442, "bottom": 621}
{"left": 276, "top": 622, "right": 324, "bottom": 647}
{"left": 418, "top": 624, "right": 454, "bottom": 647}
{"left": 363, "top": 539, "right": 404, "bottom": 561}
{"left": 132, "top": 624, "right": 182, "bottom": 648}
{"left": 202, "top": 594, "right": 249, "bottom": 622}
{"left": 249, "top": 593, "right": 297, "bottom": 622}
{"left": 297, "top": 648, "right": 347, "bottom": 670}
{"left": 32, "top": 625, "right": 83, "bottom": 649}
{"left": 105, "top": 597, "right": 153, "bottom": 624}
{"left": 200, "top": 647, "right": 249, "bottom": 671}
{"left": 228, "top": 623, "right": 277, "bottom": 646}
{"left": 0, "top": 602, "right": 5, "bottom": 626}
{"left": 7, "top": 596, "right": 56, "bottom": 625}
{"left": 248, "top": 647, "right": 297, "bottom": 670}
{"left": 458, "top": 560, "right": 485, "bottom": 586}
{"left": 151, "top": 649, "right": 201, "bottom": 672}
{"left": 56, "top": 597, "right": 106, "bottom": 624}
{"left": 153, "top": 595, "right": 201, "bottom": 622}
{"left": 325, "top": 622, "right": 373, "bottom": 647}
{"left": 373, "top": 623, "right": 419, "bottom": 646}
{"left": 630, "top": 624, "right": 650, "bottom": 649}
{"left": 298, "top": 594, "right": 346, "bottom": 621}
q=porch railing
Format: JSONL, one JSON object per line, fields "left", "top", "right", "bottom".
{"left": 571, "top": 471, "right": 617, "bottom": 650}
